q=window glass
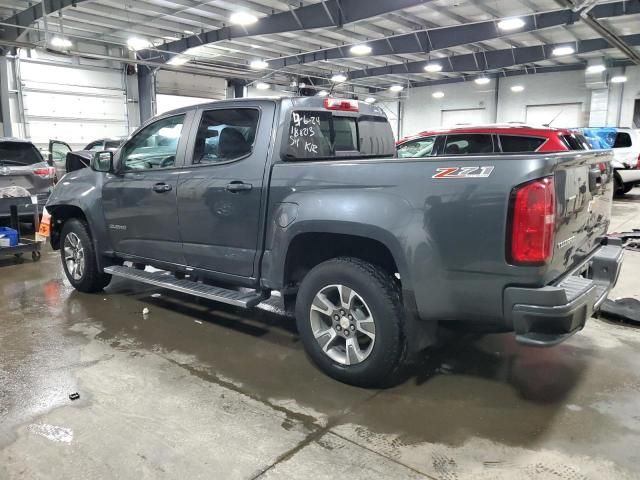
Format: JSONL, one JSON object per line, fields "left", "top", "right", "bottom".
{"left": 84, "top": 141, "right": 102, "bottom": 151}
{"left": 104, "top": 140, "right": 123, "bottom": 150}
{"left": 444, "top": 134, "right": 493, "bottom": 155}
{"left": 333, "top": 117, "right": 358, "bottom": 151}
{"left": 397, "top": 137, "right": 436, "bottom": 158}
{"left": 499, "top": 135, "right": 546, "bottom": 153}
{"left": 0, "top": 142, "right": 43, "bottom": 166}
{"left": 121, "top": 115, "right": 185, "bottom": 170}
{"left": 613, "top": 132, "right": 632, "bottom": 148}
{"left": 561, "top": 134, "right": 588, "bottom": 151}
{"left": 193, "top": 109, "right": 259, "bottom": 164}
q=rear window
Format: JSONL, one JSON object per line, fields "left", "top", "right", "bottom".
{"left": 499, "top": 135, "right": 546, "bottom": 153}
{"left": 0, "top": 142, "right": 43, "bottom": 166}
{"left": 613, "top": 132, "right": 632, "bottom": 148}
{"left": 443, "top": 134, "right": 493, "bottom": 155}
{"left": 284, "top": 111, "right": 394, "bottom": 160}
{"left": 561, "top": 134, "right": 588, "bottom": 151}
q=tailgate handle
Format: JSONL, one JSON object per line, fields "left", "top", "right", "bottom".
{"left": 588, "top": 168, "right": 602, "bottom": 192}
{"left": 152, "top": 182, "right": 172, "bottom": 193}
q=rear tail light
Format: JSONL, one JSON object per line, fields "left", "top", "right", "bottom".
{"left": 636, "top": 153, "right": 640, "bottom": 169}
{"left": 323, "top": 98, "right": 359, "bottom": 112}
{"left": 33, "top": 167, "right": 55, "bottom": 179}
{"left": 509, "top": 176, "right": 556, "bottom": 265}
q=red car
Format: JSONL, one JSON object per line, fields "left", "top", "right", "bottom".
{"left": 396, "top": 124, "right": 590, "bottom": 158}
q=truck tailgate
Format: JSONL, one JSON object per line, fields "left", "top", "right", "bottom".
{"left": 547, "top": 150, "right": 614, "bottom": 282}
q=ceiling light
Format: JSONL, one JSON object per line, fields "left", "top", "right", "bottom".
{"left": 299, "top": 82, "right": 306, "bottom": 88}
{"left": 552, "top": 46, "right": 575, "bottom": 56}
{"left": 586, "top": 64, "right": 606, "bottom": 74}
{"left": 250, "top": 59, "right": 268, "bottom": 70}
{"left": 316, "top": 90, "right": 328, "bottom": 97}
{"left": 432, "top": 91, "right": 445, "bottom": 98}
{"left": 255, "top": 82, "right": 270, "bottom": 90}
{"left": 184, "top": 30, "right": 195, "bottom": 35}
{"left": 331, "top": 73, "right": 347, "bottom": 83}
{"left": 50, "top": 37, "right": 72, "bottom": 49}
{"left": 364, "top": 97, "right": 376, "bottom": 104}
{"left": 611, "top": 75, "right": 627, "bottom": 83}
{"left": 350, "top": 44, "right": 372, "bottom": 55}
{"left": 424, "top": 63, "right": 443, "bottom": 73}
{"left": 474, "top": 77, "right": 490, "bottom": 85}
{"left": 497, "top": 18, "right": 525, "bottom": 31}
{"left": 167, "top": 55, "right": 189, "bottom": 66}
{"left": 389, "top": 85, "right": 404, "bottom": 92}
{"left": 127, "top": 37, "right": 151, "bottom": 51}
{"left": 511, "top": 85, "right": 525, "bottom": 92}
{"left": 229, "top": 11, "right": 258, "bottom": 26}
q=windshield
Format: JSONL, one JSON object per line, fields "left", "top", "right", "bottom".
{"left": 0, "top": 142, "right": 43, "bottom": 166}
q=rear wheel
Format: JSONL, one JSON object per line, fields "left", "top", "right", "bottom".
{"left": 61, "top": 218, "right": 111, "bottom": 292}
{"left": 614, "top": 172, "right": 626, "bottom": 196}
{"left": 623, "top": 183, "right": 634, "bottom": 194}
{"left": 295, "top": 257, "right": 407, "bottom": 387}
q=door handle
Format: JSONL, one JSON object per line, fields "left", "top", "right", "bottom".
{"left": 226, "top": 181, "right": 252, "bottom": 192}
{"left": 153, "top": 182, "right": 172, "bottom": 193}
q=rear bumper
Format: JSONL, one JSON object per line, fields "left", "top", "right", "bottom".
{"left": 504, "top": 239, "right": 624, "bottom": 347}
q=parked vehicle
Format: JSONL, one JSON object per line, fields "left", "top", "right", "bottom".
{"left": 49, "top": 137, "right": 126, "bottom": 179}
{"left": 0, "top": 138, "right": 55, "bottom": 220}
{"left": 574, "top": 128, "right": 640, "bottom": 195}
{"left": 397, "top": 124, "right": 590, "bottom": 157}
{"left": 44, "top": 97, "right": 623, "bottom": 386}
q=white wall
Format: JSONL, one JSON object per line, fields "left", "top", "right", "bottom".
{"left": 401, "top": 66, "right": 640, "bottom": 135}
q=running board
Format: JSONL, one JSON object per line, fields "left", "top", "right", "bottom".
{"left": 104, "top": 265, "right": 265, "bottom": 308}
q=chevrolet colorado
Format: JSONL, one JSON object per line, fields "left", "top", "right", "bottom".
{"left": 45, "top": 96, "right": 623, "bottom": 386}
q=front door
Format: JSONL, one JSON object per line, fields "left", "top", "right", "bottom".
{"left": 177, "top": 103, "right": 274, "bottom": 278}
{"left": 102, "top": 113, "right": 189, "bottom": 266}
{"left": 48, "top": 140, "right": 72, "bottom": 179}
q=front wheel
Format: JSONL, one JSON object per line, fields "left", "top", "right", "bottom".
{"left": 60, "top": 218, "right": 111, "bottom": 292}
{"left": 295, "top": 257, "right": 408, "bottom": 387}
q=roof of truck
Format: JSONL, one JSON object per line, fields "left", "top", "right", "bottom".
{"left": 0, "top": 137, "right": 34, "bottom": 144}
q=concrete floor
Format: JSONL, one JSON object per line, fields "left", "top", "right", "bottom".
{"left": 1, "top": 190, "right": 640, "bottom": 480}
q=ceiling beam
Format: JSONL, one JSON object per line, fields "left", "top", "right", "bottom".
{"left": 344, "top": 33, "right": 640, "bottom": 81}
{"left": 138, "top": 0, "right": 433, "bottom": 61}
{"left": 267, "top": 0, "right": 639, "bottom": 69}
{"left": 0, "top": 0, "right": 89, "bottom": 42}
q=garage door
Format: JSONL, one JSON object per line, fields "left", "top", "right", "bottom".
{"left": 156, "top": 94, "right": 213, "bottom": 115}
{"left": 155, "top": 71, "right": 226, "bottom": 115}
{"left": 20, "top": 60, "right": 129, "bottom": 150}
{"left": 441, "top": 108, "right": 488, "bottom": 127}
{"left": 525, "top": 103, "right": 583, "bottom": 128}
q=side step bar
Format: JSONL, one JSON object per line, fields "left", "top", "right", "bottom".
{"left": 104, "top": 265, "right": 266, "bottom": 308}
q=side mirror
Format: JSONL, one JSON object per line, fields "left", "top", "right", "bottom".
{"left": 92, "top": 151, "right": 113, "bottom": 173}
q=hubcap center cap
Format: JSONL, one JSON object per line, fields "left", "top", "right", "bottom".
{"left": 339, "top": 317, "right": 350, "bottom": 330}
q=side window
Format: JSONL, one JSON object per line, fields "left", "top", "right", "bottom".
{"left": 613, "top": 132, "right": 632, "bottom": 148}
{"left": 192, "top": 108, "right": 259, "bottom": 164}
{"left": 397, "top": 137, "right": 436, "bottom": 158}
{"left": 444, "top": 134, "right": 493, "bottom": 155}
{"left": 121, "top": 115, "right": 185, "bottom": 170}
{"left": 84, "top": 141, "right": 101, "bottom": 151}
{"left": 499, "top": 135, "right": 546, "bottom": 153}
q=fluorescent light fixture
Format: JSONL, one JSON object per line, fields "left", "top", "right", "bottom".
{"left": 586, "top": 64, "right": 606, "bottom": 74}
{"left": 255, "top": 82, "right": 270, "bottom": 90}
{"left": 497, "top": 18, "right": 525, "bottom": 31}
{"left": 250, "top": 59, "right": 268, "bottom": 70}
{"left": 552, "top": 46, "right": 575, "bottom": 56}
{"left": 167, "top": 55, "right": 189, "bottom": 66}
{"left": 350, "top": 44, "right": 372, "bottom": 55}
{"left": 127, "top": 37, "right": 151, "bottom": 50}
{"left": 389, "top": 85, "right": 404, "bottom": 92}
{"left": 316, "top": 90, "right": 328, "bottom": 97}
{"left": 611, "top": 75, "right": 627, "bottom": 83}
{"left": 432, "top": 91, "right": 445, "bottom": 98}
{"left": 511, "top": 85, "right": 525, "bottom": 92}
{"left": 51, "top": 37, "right": 72, "bottom": 49}
{"left": 474, "top": 77, "right": 490, "bottom": 85}
{"left": 424, "top": 63, "right": 443, "bottom": 72}
{"left": 229, "top": 11, "right": 258, "bottom": 26}
{"left": 184, "top": 30, "right": 195, "bottom": 35}
{"left": 364, "top": 97, "right": 376, "bottom": 104}
{"left": 331, "top": 73, "right": 347, "bottom": 83}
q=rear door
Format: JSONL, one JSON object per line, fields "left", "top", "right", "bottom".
{"left": 612, "top": 131, "right": 637, "bottom": 168}
{"left": 0, "top": 141, "right": 53, "bottom": 198}
{"left": 102, "top": 113, "right": 191, "bottom": 265}
{"left": 176, "top": 102, "right": 274, "bottom": 278}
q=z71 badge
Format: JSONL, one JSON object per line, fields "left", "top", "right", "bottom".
{"left": 432, "top": 166, "right": 494, "bottom": 179}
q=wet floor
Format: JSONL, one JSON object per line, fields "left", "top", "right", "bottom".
{"left": 1, "top": 194, "right": 640, "bottom": 479}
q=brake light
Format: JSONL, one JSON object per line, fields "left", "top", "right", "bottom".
{"left": 323, "top": 98, "right": 359, "bottom": 112}
{"left": 509, "top": 176, "right": 556, "bottom": 265}
{"left": 32, "top": 167, "right": 55, "bottom": 179}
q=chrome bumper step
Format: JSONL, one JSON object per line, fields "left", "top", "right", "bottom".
{"left": 104, "top": 265, "right": 265, "bottom": 308}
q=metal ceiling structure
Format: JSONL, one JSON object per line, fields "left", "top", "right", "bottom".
{"left": 0, "top": 0, "right": 639, "bottom": 99}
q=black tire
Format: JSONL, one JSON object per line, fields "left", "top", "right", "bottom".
{"left": 295, "top": 257, "right": 407, "bottom": 388}
{"left": 60, "top": 218, "right": 111, "bottom": 292}
{"left": 614, "top": 172, "right": 625, "bottom": 196}
{"left": 622, "top": 183, "right": 634, "bottom": 194}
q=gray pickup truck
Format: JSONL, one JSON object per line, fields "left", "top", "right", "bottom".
{"left": 46, "top": 96, "right": 623, "bottom": 386}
